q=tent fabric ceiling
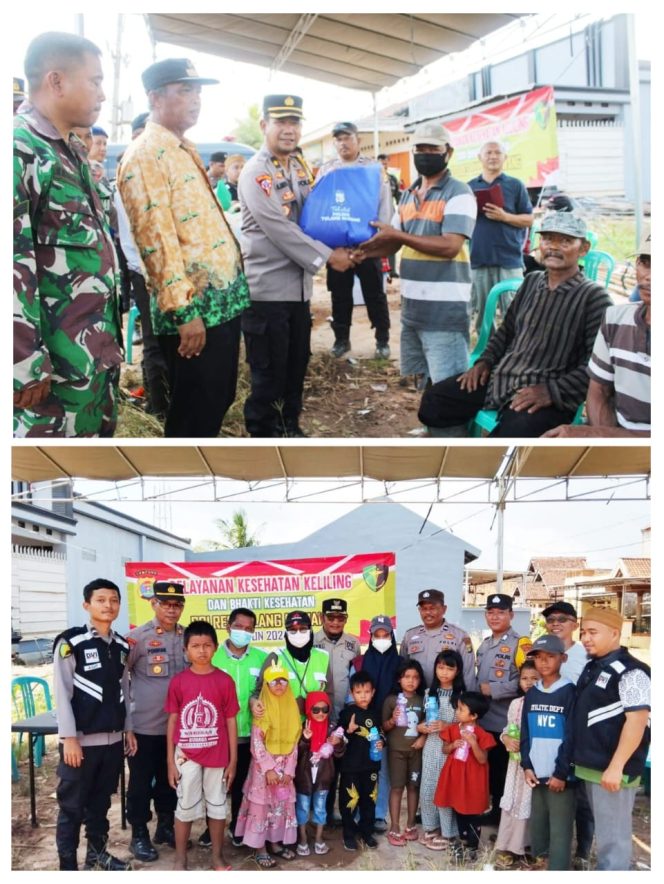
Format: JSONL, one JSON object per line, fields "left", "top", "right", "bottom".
{"left": 145, "top": 13, "right": 524, "bottom": 91}
{"left": 11, "top": 445, "right": 651, "bottom": 485}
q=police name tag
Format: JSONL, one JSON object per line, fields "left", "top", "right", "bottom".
{"left": 85, "top": 648, "right": 100, "bottom": 664}
{"left": 84, "top": 662, "right": 102, "bottom": 671}
{"left": 595, "top": 672, "right": 611, "bottom": 689}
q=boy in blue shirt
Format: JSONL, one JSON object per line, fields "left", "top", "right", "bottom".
{"left": 520, "top": 634, "right": 576, "bottom": 871}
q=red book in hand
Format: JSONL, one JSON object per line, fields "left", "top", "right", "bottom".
{"left": 475, "top": 183, "right": 504, "bottom": 211}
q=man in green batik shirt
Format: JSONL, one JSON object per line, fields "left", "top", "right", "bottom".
{"left": 13, "top": 31, "right": 123, "bottom": 437}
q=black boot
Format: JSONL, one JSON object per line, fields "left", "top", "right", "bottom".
{"left": 58, "top": 854, "right": 78, "bottom": 871}
{"left": 153, "top": 812, "right": 175, "bottom": 848}
{"left": 129, "top": 825, "right": 158, "bottom": 862}
{"left": 83, "top": 841, "right": 131, "bottom": 871}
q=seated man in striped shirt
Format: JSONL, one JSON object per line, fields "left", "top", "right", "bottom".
{"left": 545, "top": 229, "right": 651, "bottom": 437}
{"left": 418, "top": 212, "right": 611, "bottom": 437}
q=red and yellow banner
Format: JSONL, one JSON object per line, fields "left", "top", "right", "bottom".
{"left": 125, "top": 553, "right": 396, "bottom": 647}
{"left": 447, "top": 86, "right": 559, "bottom": 188}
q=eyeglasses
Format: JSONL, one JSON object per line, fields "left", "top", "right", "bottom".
{"left": 156, "top": 600, "right": 184, "bottom": 610}
{"left": 545, "top": 616, "right": 573, "bottom": 624}
{"left": 310, "top": 705, "right": 330, "bottom": 715}
{"left": 270, "top": 678, "right": 289, "bottom": 687}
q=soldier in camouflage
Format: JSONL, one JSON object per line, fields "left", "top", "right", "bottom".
{"left": 13, "top": 31, "right": 123, "bottom": 437}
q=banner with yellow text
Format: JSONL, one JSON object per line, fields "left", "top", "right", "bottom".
{"left": 125, "top": 554, "right": 396, "bottom": 647}
{"left": 448, "top": 86, "right": 559, "bottom": 188}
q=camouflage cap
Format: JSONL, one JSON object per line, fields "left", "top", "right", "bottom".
{"left": 539, "top": 211, "right": 588, "bottom": 239}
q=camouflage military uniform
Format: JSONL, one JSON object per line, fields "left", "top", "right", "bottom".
{"left": 13, "top": 103, "right": 123, "bottom": 437}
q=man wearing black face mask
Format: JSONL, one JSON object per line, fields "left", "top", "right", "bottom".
{"left": 357, "top": 122, "right": 476, "bottom": 395}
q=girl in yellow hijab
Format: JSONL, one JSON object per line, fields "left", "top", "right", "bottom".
{"left": 234, "top": 664, "right": 302, "bottom": 867}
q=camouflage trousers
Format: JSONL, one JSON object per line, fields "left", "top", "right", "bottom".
{"left": 13, "top": 367, "right": 120, "bottom": 438}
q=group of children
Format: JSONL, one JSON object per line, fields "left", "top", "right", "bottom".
{"left": 165, "top": 621, "right": 580, "bottom": 870}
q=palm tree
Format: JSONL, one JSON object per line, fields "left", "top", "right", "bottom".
{"left": 194, "top": 509, "right": 262, "bottom": 551}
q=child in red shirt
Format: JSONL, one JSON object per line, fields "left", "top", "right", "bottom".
{"left": 165, "top": 621, "right": 239, "bottom": 870}
{"left": 434, "top": 690, "right": 496, "bottom": 857}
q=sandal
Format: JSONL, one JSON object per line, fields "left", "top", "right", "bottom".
{"left": 314, "top": 842, "right": 329, "bottom": 855}
{"left": 427, "top": 837, "right": 451, "bottom": 851}
{"left": 494, "top": 851, "right": 516, "bottom": 870}
{"left": 254, "top": 853, "right": 276, "bottom": 869}
{"left": 387, "top": 831, "right": 406, "bottom": 847}
{"left": 403, "top": 826, "right": 419, "bottom": 841}
{"left": 270, "top": 846, "right": 296, "bottom": 860}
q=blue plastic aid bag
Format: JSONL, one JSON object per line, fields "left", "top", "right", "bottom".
{"left": 300, "top": 164, "right": 382, "bottom": 248}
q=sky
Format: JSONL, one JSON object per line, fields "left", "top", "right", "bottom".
{"left": 9, "top": 8, "right": 652, "bottom": 145}
{"left": 70, "top": 471, "right": 651, "bottom": 573}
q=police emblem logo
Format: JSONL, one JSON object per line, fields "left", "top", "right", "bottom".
{"left": 152, "top": 665, "right": 162, "bottom": 674}
{"left": 500, "top": 646, "right": 511, "bottom": 654}
{"left": 335, "top": 190, "right": 346, "bottom": 204}
{"left": 494, "top": 669, "right": 505, "bottom": 678}
{"left": 59, "top": 642, "right": 72, "bottom": 658}
{"left": 492, "top": 596, "right": 501, "bottom": 603}
{"left": 284, "top": 96, "right": 295, "bottom": 106}
{"left": 256, "top": 174, "right": 273, "bottom": 197}
{"left": 167, "top": 585, "right": 176, "bottom": 594}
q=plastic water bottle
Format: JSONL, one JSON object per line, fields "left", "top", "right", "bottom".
{"left": 506, "top": 722, "right": 521, "bottom": 762}
{"left": 395, "top": 693, "right": 408, "bottom": 727}
{"left": 425, "top": 690, "right": 439, "bottom": 724}
{"left": 453, "top": 724, "right": 474, "bottom": 761}
{"left": 368, "top": 726, "right": 382, "bottom": 761}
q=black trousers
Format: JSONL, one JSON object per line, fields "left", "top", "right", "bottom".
{"left": 56, "top": 741, "right": 124, "bottom": 859}
{"left": 130, "top": 270, "right": 169, "bottom": 418}
{"left": 158, "top": 315, "right": 241, "bottom": 438}
{"left": 418, "top": 375, "right": 576, "bottom": 437}
{"left": 486, "top": 732, "right": 509, "bottom": 823}
{"left": 126, "top": 733, "right": 176, "bottom": 828}
{"left": 242, "top": 301, "right": 311, "bottom": 437}
{"left": 230, "top": 742, "right": 252, "bottom": 836}
{"left": 339, "top": 770, "right": 377, "bottom": 839}
{"left": 327, "top": 259, "right": 390, "bottom": 344}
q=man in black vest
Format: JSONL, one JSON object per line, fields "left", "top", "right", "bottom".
{"left": 53, "top": 578, "right": 132, "bottom": 871}
{"left": 573, "top": 606, "right": 650, "bottom": 870}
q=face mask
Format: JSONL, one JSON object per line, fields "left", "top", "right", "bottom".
{"left": 372, "top": 638, "right": 392, "bottom": 654}
{"left": 287, "top": 630, "right": 311, "bottom": 648}
{"left": 413, "top": 152, "right": 448, "bottom": 178}
{"left": 229, "top": 629, "right": 252, "bottom": 648}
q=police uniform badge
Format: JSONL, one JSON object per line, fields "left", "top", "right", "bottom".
{"left": 256, "top": 174, "right": 273, "bottom": 196}
{"left": 59, "top": 642, "right": 72, "bottom": 658}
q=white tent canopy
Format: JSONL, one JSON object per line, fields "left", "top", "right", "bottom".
{"left": 145, "top": 13, "right": 525, "bottom": 91}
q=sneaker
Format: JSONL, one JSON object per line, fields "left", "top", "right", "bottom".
{"left": 297, "top": 842, "right": 310, "bottom": 856}
{"left": 230, "top": 834, "right": 244, "bottom": 848}
{"left": 343, "top": 835, "right": 358, "bottom": 851}
{"left": 314, "top": 842, "right": 330, "bottom": 855}
{"left": 331, "top": 340, "right": 351, "bottom": 358}
{"left": 198, "top": 828, "right": 212, "bottom": 848}
{"left": 83, "top": 849, "right": 132, "bottom": 871}
{"left": 373, "top": 819, "right": 388, "bottom": 833}
{"left": 374, "top": 343, "right": 391, "bottom": 359}
{"left": 360, "top": 834, "right": 378, "bottom": 849}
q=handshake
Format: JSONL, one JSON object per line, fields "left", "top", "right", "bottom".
{"left": 326, "top": 221, "right": 401, "bottom": 272}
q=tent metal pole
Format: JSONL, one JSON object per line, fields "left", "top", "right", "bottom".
{"left": 626, "top": 14, "right": 644, "bottom": 247}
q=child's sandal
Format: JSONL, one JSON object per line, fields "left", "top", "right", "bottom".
{"left": 314, "top": 841, "right": 330, "bottom": 855}
{"left": 403, "top": 826, "right": 419, "bottom": 841}
{"left": 427, "top": 837, "right": 452, "bottom": 851}
{"left": 387, "top": 831, "right": 406, "bottom": 847}
{"left": 255, "top": 853, "right": 276, "bottom": 869}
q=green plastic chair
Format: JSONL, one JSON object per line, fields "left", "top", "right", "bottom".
{"left": 469, "top": 279, "right": 523, "bottom": 367}
{"left": 12, "top": 676, "right": 53, "bottom": 768}
{"left": 583, "top": 249, "right": 615, "bottom": 288}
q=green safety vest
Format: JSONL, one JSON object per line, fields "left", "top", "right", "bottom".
{"left": 212, "top": 642, "right": 267, "bottom": 738}
{"left": 276, "top": 646, "right": 330, "bottom": 701}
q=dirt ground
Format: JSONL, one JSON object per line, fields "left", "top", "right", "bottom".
{"left": 121, "top": 275, "right": 427, "bottom": 439}
{"left": 12, "top": 663, "right": 651, "bottom": 874}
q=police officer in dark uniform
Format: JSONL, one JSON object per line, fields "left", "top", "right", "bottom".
{"left": 475, "top": 593, "right": 532, "bottom": 825}
{"left": 239, "top": 94, "right": 357, "bottom": 437}
{"left": 125, "top": 581, "right": 187, "bottom": 861}
{"left": 52, "top": 578, "right": 131, "bottom": 871}
{"left": 400, "top": 589, "right": 476, "bottom": 688}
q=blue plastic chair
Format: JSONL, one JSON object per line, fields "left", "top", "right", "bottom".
{"left": 125, "top": 303, "right": 140, "bottom": 364}
{"left": 12, "top": 676, "right": 53, "bottom": 768}
{"left": 583, "top": 249, "right": 615, "bottom": 287}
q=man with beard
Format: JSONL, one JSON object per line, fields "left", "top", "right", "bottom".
{"left": 13, "top": 31, "right": 123, "bottom": 437}
{"left": 356, "top": 122, "right": 476, "bottom": 392}
{"left": 418, "top": 212, "right": 611, "bottom": 436}
{"left": 251, "top": 611, "right": 333, "bottom": 717}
